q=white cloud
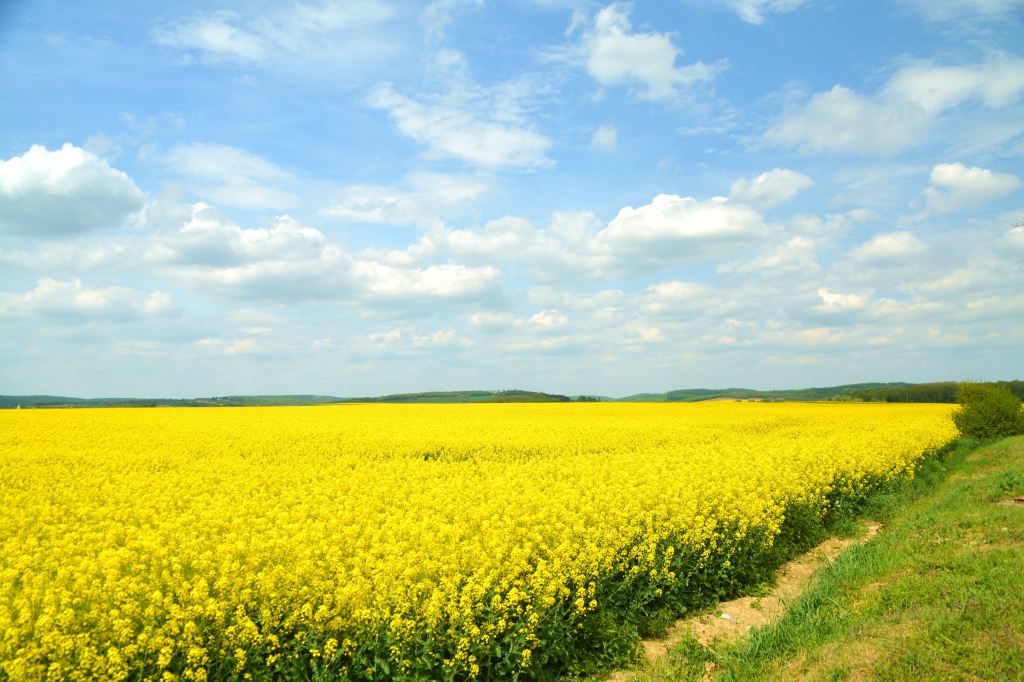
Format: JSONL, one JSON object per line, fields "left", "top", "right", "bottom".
{"left": 816, "top": 287, "right": 870, "bottom": 313}
{"left": 412, "top": 327, "right": 459, "bottom": 347}
{"left": 529, "top": 286, "right": 627, "bottom": 313}
{"left": 529, "top": 309, "right": 568, "bottom": 329}
{"left": 870, "top": 298, "right": 944, "bottom": 319}
{"left": 368, "top": 328, "right": 403, "bottom": 347}
{"left": 922, "top": 162, "right": 1021, "bottom": 214}
{"left": 729, "top": 168, "right": 813, "bottom": 209}
{"left": 373, "top": 194, "right": 769, "bottom": 280}
{"left": 424, "top": 195, "right": 765, "bottom": 280}
{"left": 642, "top": 280, "right": 709, "bottom": 314}
{"left": 0, "top": 278, "right": 174, "bottom": 320}
{"left": 707, "top": 0, "right": 811, "bottom": 25}
{"left": 1003, "top": 224, "right": 1024, "bottom": 259}
{"left": 787, "top": 212, "right": 854, "bottom": 237}
{"left": 192, "top": 337, "right": 264, "bottom": 356}
{"left": 495, "top": 333, "right": 581, "bottom": 354}
{"left": 146, "top": 203, "right": 326, "bottom": 267}
{"left": 591, "top": 124, "right": 618, "bottom": 151}
{"left": 595, "top": 194, "right": 766, "bottom": 266}
{"left": 550, "top": 210, "right": 603, "bottom": 246}
{"left": 368, "top": 82, "right": 552, "bottom": 168}
{"left": 177, "top": 236, "right": 502, "bottom": 304}
{"left": 367, "top": 216, "right": 542, "bottom": 269}
{"left": 633, "top": 323, "right": 665, "bottom": 342}
{"left": 468, "top": 311, "right": 518, "bottom": 328}
{"left": 645, "top": 280, "right": 703, "bottom": 299}
{"left": 848, "top": 231, "right": 927, "bottom": 263}
{"left": 163, "top": 143, "right": 298, "bottom": 211}
{"left": 444, "top": 217, "right": 539, "bottom": 261}
{"left": 139, "top": 201, "right": 504, "bottom": 306}
{"left": 582, "top": 3, "right": 725, "bottom": 100}
{"left": 791, "top": 327, "right": 843, "bottom": 345}
{"left": 718, "top": 235, "right": 818, "bottom": 276}
{"left": 904, "top": 262, "right": 1010, "bottom": 296}
{"left": 0, "top": 239, "right": 146, "bottom": 274}
{"left": 362, "top": 326, "right": 469, "bottom": 354}
{"left": 0, "top": 144, "right": 144, "bottom": 238}
{"left": 353, "top": 261, "right": 502, "bottom": 300}
{"left": 152, "top": 0, "right": 394, "bottom": 66}
{"left": 225, "top": 338, "right": 257, "bottom": 355}
{"left": 22, "top": 161, "right": 1015, "bottom": 386}
{"left": 766, "top": 53, "right": 1024, "bottom": 154}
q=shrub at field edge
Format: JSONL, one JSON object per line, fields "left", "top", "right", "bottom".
{"left": 953, "top": 384, "right": 1024, "bottom": 440}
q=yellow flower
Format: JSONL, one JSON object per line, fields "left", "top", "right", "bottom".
{"left": 0, "top": 402, "right": 954, "bottom": 678}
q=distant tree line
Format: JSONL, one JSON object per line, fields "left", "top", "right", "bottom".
{"left": 486, "top": 390, "right": 571, "bottom": 403}
{"left": 851, "top": 381, "right": 1024, "bottom": 403}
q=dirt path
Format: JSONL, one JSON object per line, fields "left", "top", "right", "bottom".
{"left": 606, "top": 520, "right": 882, "bottom": 682}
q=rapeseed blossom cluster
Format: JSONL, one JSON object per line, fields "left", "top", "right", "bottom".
{"left": 0, "top": 403, "right": 955, "bottom": 680}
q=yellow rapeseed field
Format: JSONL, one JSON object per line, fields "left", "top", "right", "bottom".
{"left": 0, "top": 403, "right": 955, "bottom": 680}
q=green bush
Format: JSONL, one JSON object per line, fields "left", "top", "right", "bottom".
{"left": 952, "top": 384, "right": 1024, "bottom": 439}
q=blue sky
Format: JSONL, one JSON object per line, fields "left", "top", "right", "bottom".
{"left": 1, "top": 0, "right": 1023, "bottom": 397}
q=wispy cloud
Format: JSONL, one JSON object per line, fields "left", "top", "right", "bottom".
{"left": 590, "top": 124, "right": 618, "bottom": 152}
{"left": 323, "top": 172, "right": 490, "bottom": 227}
{"left": 152, "top": 0, "right": 398, "bottom": 74}
{"left": 368, "top": 78, "right": 552, "bottom": 168}
{"left": 903, "top": 0, "right": 1024, "bottom": 22}
{"left": 729, "top": 168, "right": 813, "bottom": 209}
{"left": 766, "top": 53, "right": 1024, "bottom": 154}
{"left": 694, "top": 0, "right": 811, "bottom": 25}
{"left": 162, "top": 143, "right": 299, "bottom": 211}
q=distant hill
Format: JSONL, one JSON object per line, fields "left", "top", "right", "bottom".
{"left": 0, "top": 395, "right": 345, "bottom": 409}
{"left": 0, "top": 395, "right": 92, "bottom": 408}
{"left": 0, "top": 390, "right": 571, "bottom": 408}
{"left": 338, "top": 390, "right": 571, "bottom": 403}
{"left": 4, "top": 381, "right": 1020, "bottom": 408}
{"left": 619, "top": 383, "right": 913, "bottom": 403}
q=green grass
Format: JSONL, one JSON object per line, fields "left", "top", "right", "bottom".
{"left": 636, "top": 436, "right": 1024, "bottom": 681}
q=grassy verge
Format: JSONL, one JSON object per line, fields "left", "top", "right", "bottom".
{"left": 636, "top": 436, "right": 1024, "bottom": 681}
